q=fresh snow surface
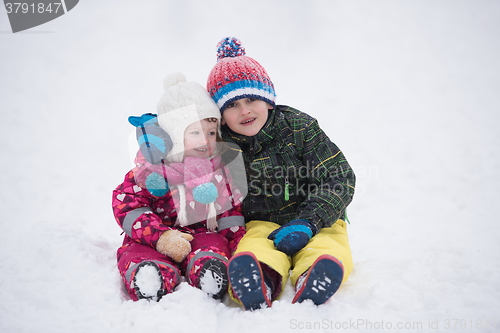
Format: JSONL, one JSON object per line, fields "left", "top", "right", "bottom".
{"left": 1, "top": 1, "right": 500, "bottom": 333}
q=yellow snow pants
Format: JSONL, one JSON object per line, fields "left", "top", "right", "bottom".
{"left": 230, "top": 219, "right": 353, "bottom": 303}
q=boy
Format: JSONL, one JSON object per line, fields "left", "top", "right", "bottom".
{"left": 206, "top": 37, "right": 356, "bottom": 310}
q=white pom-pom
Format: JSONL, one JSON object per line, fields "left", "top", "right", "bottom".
{"left": 163, "top": 72, "right": 186, "bottom": 91}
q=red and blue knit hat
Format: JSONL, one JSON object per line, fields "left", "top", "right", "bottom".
{"left": 207, "top": 37, "right": 276, "bottom": 113}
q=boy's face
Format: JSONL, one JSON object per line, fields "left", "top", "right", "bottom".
{"left": 221, "top": 98, "right": 273, "bottom": 137}
{"left": 183, "top": 119, "right": 218, "bottom": 158}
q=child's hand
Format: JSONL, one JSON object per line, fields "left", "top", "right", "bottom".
{"left": 156, "top": 230, "right": 194, "bottom": 263}
{"left": 268, "top": 220, "right": 318, "bottom": 256}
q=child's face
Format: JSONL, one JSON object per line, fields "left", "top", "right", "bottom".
{"left": 183, "top": 119, "right": 218, "bottom": 158}
{"left": 221, "top": 98, "right": 273, "bottom": 137}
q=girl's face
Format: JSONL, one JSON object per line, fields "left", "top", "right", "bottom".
{"left": 183, "top": 119, "right": 218, "bottom": 158}
{"left": 222, "top": 98, "right": 273, "bottom": 137}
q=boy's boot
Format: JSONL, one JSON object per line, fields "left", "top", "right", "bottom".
{"left": 292, "top": 254, "right": 344, "bottom": 305}
{"left": 198, "top": 258, "right": 229, "bottom": 300}
{"left": 228, "top": 252, "right": 272, "bottom": 310}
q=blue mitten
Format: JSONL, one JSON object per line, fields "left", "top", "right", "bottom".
{"left": 129, "top": 113, "right": 173, "bottom": 164}
{"left": 268, "top": 219, "right": 318, "bottom": 256}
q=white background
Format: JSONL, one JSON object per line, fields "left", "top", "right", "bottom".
{"left": 1, "top": 1, "right": 499, "bottom": 332}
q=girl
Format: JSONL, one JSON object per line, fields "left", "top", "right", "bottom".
{"left": 112, "top": 72, "right": 246, "bottom": 301}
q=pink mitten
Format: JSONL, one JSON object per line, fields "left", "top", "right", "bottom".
{"left": 156, "top": 230, "right": 194, "bottom": 263}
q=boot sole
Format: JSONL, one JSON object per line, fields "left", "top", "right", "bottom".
{"left": 199, "top": 258, "right": 229, "bottom": 300}
{"left": 292, "top": 254, "right": 344, "bottom": 305}
{"left": 228, "top": 252, "right": 272, "bottom": 310}
{"left": 133, "top": 261, "right": 167, "bottom": 301}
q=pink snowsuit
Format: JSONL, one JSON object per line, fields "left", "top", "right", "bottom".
{"left": 112, "top": 152, "right": 246, "bottom": 301}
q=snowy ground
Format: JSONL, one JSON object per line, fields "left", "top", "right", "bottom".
{"left": 1, "top": 1, "right": 500, "bottom": 332}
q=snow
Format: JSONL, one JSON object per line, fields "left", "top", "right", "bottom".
{"left": 1, "top": 0, "right": 500, "bottom": 332}
{"left": 199, "top": 267, "right": 221, "bottom": 296}
{"left": 134, "top": 264, "right": 163, "bottom": 300}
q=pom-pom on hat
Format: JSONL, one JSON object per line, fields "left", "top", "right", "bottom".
{"left": 156, "top": 72, "right": 221, "bottom": 163}
{"left": 207, "top": 37, "right": 276, "bottom": 113}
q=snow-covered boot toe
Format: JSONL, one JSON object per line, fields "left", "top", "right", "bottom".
{"left": 133, "top": 261, "right": 167, "bottom": 302}
{"left": 292, "top": 255, "right": 344, "bottom": 305}
{"left": 198, "top": 258, "right": 228, "bottom": 300}
{"left": 228, "top": 252, "right": 272, "bottom": 311}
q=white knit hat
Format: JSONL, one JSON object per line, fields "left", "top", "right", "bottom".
{"left": 157, "top": 72, "right": 221, "bottom": 163}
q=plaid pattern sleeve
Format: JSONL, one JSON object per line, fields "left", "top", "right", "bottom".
{"left": 285, "top": 107, "right": 356, "bottom": 228}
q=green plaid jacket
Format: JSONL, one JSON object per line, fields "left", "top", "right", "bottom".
{"left": 221, "top": 105, "right": 356, "bottom": 229}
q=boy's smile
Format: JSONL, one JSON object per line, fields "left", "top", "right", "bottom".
{"left": 241, "top": 117, "right": 256, "bottom": 125}
{"left": 222, "top": 98, "right": 273, "bottom": 137}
